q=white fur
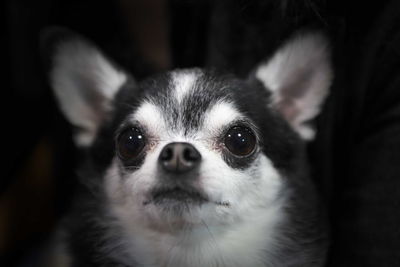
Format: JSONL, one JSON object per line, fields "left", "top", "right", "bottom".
{"left": 48, "top": 31, "right": 331, "bottom": 266}
{"left": 201, "top": 100, "right": 243, "bottom": 137}
{"left": 104, "top": 100, "right": 287, "bottom": 267}
{"left": 51, "top": 40, "right": 127, "bottom": 146}
{"left": 131, "top": 101, "right": 168, "bottom": 137}
{"left": 171, "top": 70, "right": 199, "bottom": 103}
{"left": 255, "top": 32, "right": 332, "bottom": 140}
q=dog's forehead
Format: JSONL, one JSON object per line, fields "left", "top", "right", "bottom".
{"left": 171, "top": 70, "right": 198, "bottom": 104}
{"left": 131, "top": 69, "right": 244, "bottom": 135}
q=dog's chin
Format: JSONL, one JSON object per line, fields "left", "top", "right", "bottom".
{"left": 140, "top": 186, "right": 232, "bottom": 230}
{"left": 145, "top": 187, "right": 207, "bottom": 210}
{"left": 140, "top": 187, "right": 211, "bottom": 226}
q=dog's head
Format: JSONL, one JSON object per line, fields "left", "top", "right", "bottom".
{"left": 43, "top": 28, "right": 332, "bottom": 232}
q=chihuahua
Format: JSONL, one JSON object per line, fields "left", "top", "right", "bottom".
{"left": 43, "top": 27, "right": 332, "bottom": 267}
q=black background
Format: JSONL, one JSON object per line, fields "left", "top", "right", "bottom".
{"left": 2, "top": 0, "right": 400, "bottom": 266}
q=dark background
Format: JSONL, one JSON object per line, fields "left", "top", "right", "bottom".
{"left": 2, "top": 0, "right": 400, "bottom": 266}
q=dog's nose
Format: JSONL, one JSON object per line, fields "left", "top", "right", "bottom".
{"left": 159, "top": 142, "right": 201, "bottom": 173}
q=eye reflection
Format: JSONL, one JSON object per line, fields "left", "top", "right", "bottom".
{"left": 224, "top": 126, "right": 256, "bottom": 156}
{"left": 117, "top": 127, "right": 146, "bottom": 160}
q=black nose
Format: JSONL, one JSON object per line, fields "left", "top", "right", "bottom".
{"left": 159, "top": 142, "right": 201, "bottom": 173}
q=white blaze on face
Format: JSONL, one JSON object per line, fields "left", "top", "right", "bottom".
{"left": 171, "top": 70, "right": 198, "bottom": 103}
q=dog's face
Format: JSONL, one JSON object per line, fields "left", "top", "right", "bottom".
{"left": 44, "top": 29, "right": 332, "bottom": 232}
{"left": 107, "top": 70, "right": 292, "bottom": 230}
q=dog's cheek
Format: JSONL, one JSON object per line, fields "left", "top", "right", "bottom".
{"left": 213, "top": 154, "right": 283, "bottom": 218}
{"left": 197, "top": 148, "right": 245, "bottom": 204}
{"left": 104, "top": 151, "right": 159, "bottom": 208}
{"left": 124, "top": 150, "right": 161, "bottom": 202}
{"left": 104, "top": 159, "right": 126, "bottom": 205}
{"left": 244, "top": 154, "right": 285, "bottom": 206}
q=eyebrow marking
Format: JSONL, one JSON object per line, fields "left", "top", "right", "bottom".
{"left": 202, "top": 101, "right": 242, "bottom": 135}
{"left": 131, "top": 101, "right": 167, "bottom": 134}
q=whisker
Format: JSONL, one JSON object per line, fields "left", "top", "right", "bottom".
{"left": 214, "top": 201, "right": 231, "bottom": 207}
{"left": 201, "top": 219, "right": 224, "bottom": 264}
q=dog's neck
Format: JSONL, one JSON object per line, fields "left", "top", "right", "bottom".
{"left": 108, "top": 194, "right": 286, "bottom": 267}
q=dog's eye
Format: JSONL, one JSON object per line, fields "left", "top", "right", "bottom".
{"left": 117, "top": 127, "right": 145, "bottom": 160}
{"left": 224, "top": 126, "right": 256, "bottom": 156}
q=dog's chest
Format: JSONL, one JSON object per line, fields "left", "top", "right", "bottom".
{"left": 123, "top": 215, "right": 283, "bottom": 267}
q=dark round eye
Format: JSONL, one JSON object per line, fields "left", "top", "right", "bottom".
{"left": 117, "top": 127, "right": 146, "bottom": 160}
{"left": 224, "top": 126, "right": 256, "bottom": 156}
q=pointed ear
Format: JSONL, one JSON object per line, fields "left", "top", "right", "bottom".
{"left": 253, "top": 32, "right": 333, "bottom": 140}
{"left": 41, "top": 27, "right": 128, "bottom": 146}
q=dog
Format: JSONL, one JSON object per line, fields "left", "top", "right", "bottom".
{"left": 42, "top": 27, "right": 332, "bottom": 267}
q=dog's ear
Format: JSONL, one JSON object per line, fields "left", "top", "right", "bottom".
{"left": 41, "top": 27, "right": 128, "bottom": 146}
{"left": 252, "top": 32, "right": 333, "bottom": 140}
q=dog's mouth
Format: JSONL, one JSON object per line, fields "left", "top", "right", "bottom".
{"left": 146, "top": 187, "right": 208, "bottom": 206}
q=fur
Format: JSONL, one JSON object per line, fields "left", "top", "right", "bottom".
{"left": 42, "top": 27, "right": 332, "bottom": 267}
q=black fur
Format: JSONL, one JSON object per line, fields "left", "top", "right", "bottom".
{"left": 57, "top": 70, "right": 327, "bottom": 266}
{"left": 109, "top": 70, "right": 302, "bottom": 172}
{"left": 42, "top": 29, "right": 328, "bottom": 266}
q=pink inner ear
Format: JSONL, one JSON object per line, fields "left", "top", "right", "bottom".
{"left": 276, "top": 99, "right": 299, "bottom": 123}
{"left": 254, "top": 32, "right": 332, "bottom": 140}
